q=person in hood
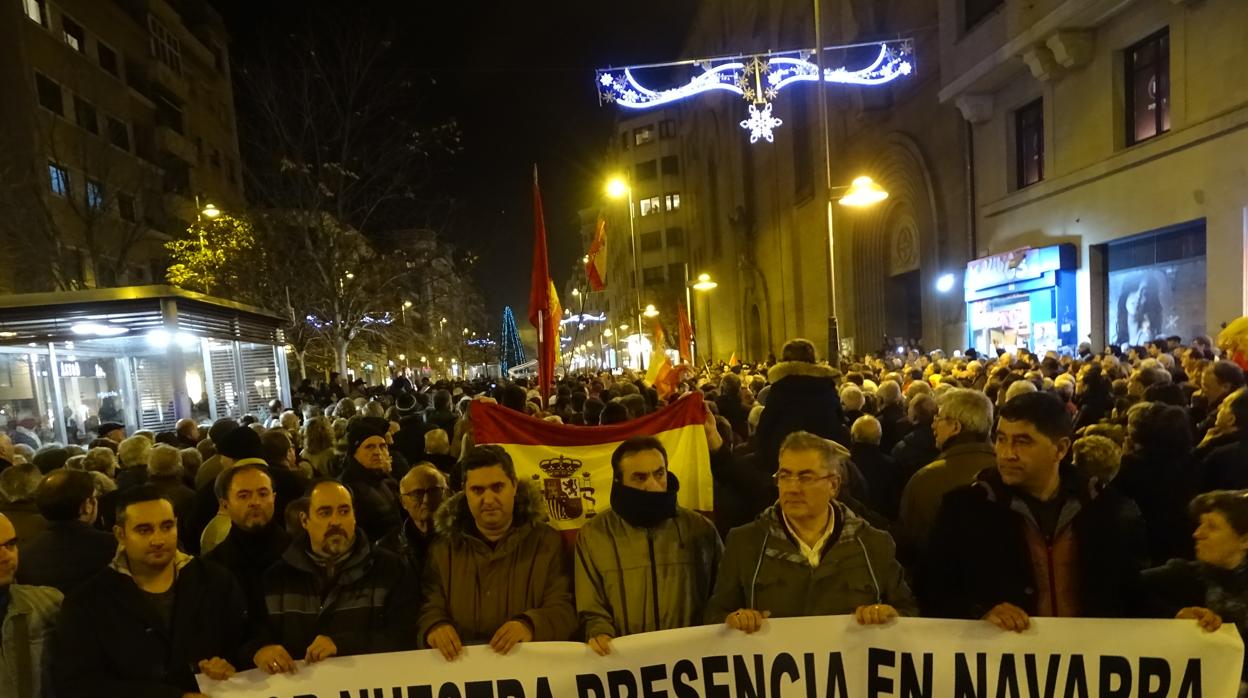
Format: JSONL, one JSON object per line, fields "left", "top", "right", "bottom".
{"left": 575, "top": 436, "right": 723, "bottom": 656}
{"left": 922, "top": 392, "right": 1147, "bottom": 627}
{"left": 338, "top": 417, "right": 401, "bottom": 544}
{"left": 250, "top": 479, "right": 418, "bottom": 675}
{"left": 706, "top": 431, "right": 916, "bottom": 632}
{"left": 53, "top": 486, "right": 248, "bottom": 696}
{"left": 753, "top": 339, "right": 850, "bottom": 470}
{"left": 418, "top": 445, "right": 575, "bottom": 661}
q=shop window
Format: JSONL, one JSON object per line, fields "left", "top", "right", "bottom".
{"left": 1126, "top": 28, "right": 1170, "bottom": 146}
{"left": 1105, "top": 222, "right": 1205, "bottom": 348}
{"left": 640, "top": 231, "right": 662, "bottom": 252}
{"left": 1015, "top": 99, "right": 1044, "bottom": 188}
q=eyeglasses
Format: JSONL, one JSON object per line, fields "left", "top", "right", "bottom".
{"left": 401, "top": 486, "right": 448, "bottom": 501}
{"left": 772, "top": 472, "right": 835, "bottom": 486}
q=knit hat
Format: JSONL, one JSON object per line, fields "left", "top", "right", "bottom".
{"left": 207, "top": 418, "right": 240, "bottom": 444}
{"left": 347, "top": 416, "right": 389, "bottom": 456}
{"left": 216, "top": 425, "right": 263, "bottom": 461}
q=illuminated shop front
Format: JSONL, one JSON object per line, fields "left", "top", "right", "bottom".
{"left": 0, "top": 286, "right": 290, "bottom": 446}
{"left": 964, "top": 244, "right": 1078, "bottom": 357}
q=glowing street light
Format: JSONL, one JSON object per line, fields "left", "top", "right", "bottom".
{"left": 398, "top": 353, "right": 406, "bottom": 361}
{"left": 839, "top": 176, "right": 889, "bottom": 208}
{"left": 344, "top": 272, "right": 355, "bottom": 280}
{"left": 571, "top": 288, "right": 580, "bottom": 297}
{"left": 936, "top": 272, "right": 957, "bottom": 293}
{"left": 201, "top": 202, "right": 221, "bottom": 218}
{"left": 605, "top": 177, "right": 629, "bottom": 199}
{"left": 603, "top": 328, "right": 613, "bottom": 338}
{"left": 403, "top": 300, "right": 413, "bottom": 308}
{"left": 692, "top": 273, "right": 718, "bottom": 292}
{"left": 643, "top": 304, "right": 659, "bottom": 318}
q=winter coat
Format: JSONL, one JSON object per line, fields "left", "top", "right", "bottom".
{"left": 574, "top": 507, "right": 722, "bottom": 639}
{"left": 417, "top": 481, "right": 576, "bottom": 646}
{"left": 338, "top": 456, "right": 402, "bottom": 545}
{"left": 704, "top": 501, "right": 917, "bottom": 622}
{"left": 921, "top": 466, "right": 1147, "bottom": 620}
{"left": 895, "top": 440, "right": 997, "bottom": 560}
{"left": 1141, "top": 559, "right": 1248, "bottom": 680}
{"left": 0, "top": 502, "right": 46, "bottom": 547}
{"left": 877, "top": 403, "right": 911, "bottom": 453}
{"left": 16, "top": 520, "right": 117, "bottom": 594}
{"left": 253, "top": 532, "right": 418, "bottom": 659}
{"left": 754, "top": 361, "right": 850, "bottom": 469}
{"left": 392, "top": 414, "right": 427, "bottom": 466}
{"left": 378, "top": 518, "right": 437, "bottom": 580}
{"left": 890, "top": 423, "right": 940, "bottom": 485}
{"left": 0, "top": 584, "right": 61, "bottom": 698}
{"left": 1199, "top": 434, "right": 1248, "bottom": 492}
{"left": 849, "top": 442, "right": 901, "bottom": 521}
{"left": 203, "top": 522, "right": 291, "bottom": 627}
{"left": 54, "top": 552, "right": 249, "bottom": 698}
{"left": 1114, "top": 449, "right": 1198, "bottom": 562}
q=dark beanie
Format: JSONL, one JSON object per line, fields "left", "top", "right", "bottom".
{"left": 395, "top": 393, "right": 418, "bottom": 415}
{"left": 97, "top": 422, "right": 124, "bottom": 437}
{"left": 217, "top": 426, "right": 262, "bottom": 461}
{"left": 208, "top": 418, "right": 240, "bottom": 444}
{"left": 347, "top": 417, "right": 389, "bottom": 456}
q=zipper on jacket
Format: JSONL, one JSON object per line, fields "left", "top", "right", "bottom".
{"left": 647, "top": 529, "right": 661, "bottom": 631}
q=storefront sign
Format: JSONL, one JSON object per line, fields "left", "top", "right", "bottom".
{"left": 200, "top": 616, "right": 1242, "bottom": 697}
{"left": 965, "top": 245, "right": 1074, "bottom": 294}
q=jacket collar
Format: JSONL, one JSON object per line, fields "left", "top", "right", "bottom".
{"left": 434, "top": 478, "right": 546, "bottom": 540}
{"left": 109, "top": 547, "right": 193, "bottom": 578}
{"left": 972, "top": 464, "right": 1100, "bottom": 535}
{"left": 282, "top": 530, "right": 373, "bottom": 583}
{"left": 940, "top": 439, "right": 995, "bottom": 459}
{"left": 760, "top": 499, "right": 861, "bottom": 566}
{"left": 766, "top": 361, "right": 838, "bottom": 384}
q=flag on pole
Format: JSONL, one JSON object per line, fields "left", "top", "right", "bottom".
{"left": 645, "top": 320, "right": 684, "bottom": 399}
{"left": 586, "top": 214, "right": 607, "bottom": 291}
{"left": 728, "top": 351, "right": 739, "bottom": 367}
{"left": 678, "top": 304, "right": 694, "bottom": 365}
{"left": 528, "top": 166, "right": 560, "bottom": 404}
{"left": 471, "top": 393, "right": 714, "bottom": 531}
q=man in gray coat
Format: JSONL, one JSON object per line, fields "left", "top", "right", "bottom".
{"left": 706, "top": 431, "right": 916, "bottom": 632}
{"left": 575, "top": 436, "right": 722, "bottom": 655}
{"left": 0, "top": 512, "right": 62, "bottom": 698}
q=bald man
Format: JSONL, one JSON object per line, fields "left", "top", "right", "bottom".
{"left": 381, "top": 464, "right": 448, "bottom": 576}
{"left": 0, "top": 512, "right": 63, "bottom": 697}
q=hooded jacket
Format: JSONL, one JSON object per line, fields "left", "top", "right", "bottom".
{"left": 417, "top": 480, "right": 576, "bottom": 646}
{"left": 754, "top": 361, "right": 850, "bottom": 468}
{"left": 704, "top": 500, "right": 917, "bottom": 622}
{"left": 53, "top": 551, "right": 248, "bottom": 698}
{"left": 921, "top": 465, "right": 1147, "bottom": 619}
{"left": 574, "top": 505, "right": 722, "bottom": 640}
{"left": 0, "top": 583, "right": 61, "bottom": 698}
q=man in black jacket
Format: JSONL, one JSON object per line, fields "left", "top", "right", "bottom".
{"left": 380, "top": 464, "right": 447, "bottom": 578}
{"left": 338, "top": 417, "right": 401, "bottom": 543}
{"left": 251, "top": 480, "right": 418, "bottom": 675}
{"left": 204, "top": 463, "right": 289, "bottom": 625}
{"left": 923, "top": 392, "right": 1147, "bottom": 628}
{"left": 54, "top": 485, "right": 248, "bottom": 697}
{"left": 17, "top": 469, "right": 116, "bottom": 593}
{"left": 391, "top": 393, "right": 426, "bottom": 465}
{"left": 754, "top": 339, "right": 849, "bottom": 470}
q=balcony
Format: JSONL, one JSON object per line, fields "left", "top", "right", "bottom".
{"left": 147, "top": 60, "right": 189, "bottom": 102}
{"left": 155, "top": 126, "right": 196, "bottom": 164}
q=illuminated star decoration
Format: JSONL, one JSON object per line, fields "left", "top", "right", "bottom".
{"left": 740, "top": 103, "right": 782, "bottom": 143}
{"left": 596, "top": 40, "right": 913, "bottom": 143}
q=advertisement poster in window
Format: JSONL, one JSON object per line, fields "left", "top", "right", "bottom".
{"left": 1106, "top": 261, "right": 1205, "bottom": 348}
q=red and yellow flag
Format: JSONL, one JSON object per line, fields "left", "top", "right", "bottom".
{"left": 586, "top": 214, "right": 607, "bottom": 292}
{"left": 528, "top": 167, "right": 560, "bottom": 403}
{"left": 471, "top": 393, "right": 714, "bottom": 531}
{"left": 678, "top": 303, "right": 694, "bottom": 365}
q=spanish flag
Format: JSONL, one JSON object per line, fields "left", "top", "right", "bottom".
{"left": 471, "top": 393, "right": 714, "bottom": 531}
{"left": 528, "top": 166, "right": 560, "bottom": 403}
{"left": 585, "top": 214, "right": 607, "bottom": 292}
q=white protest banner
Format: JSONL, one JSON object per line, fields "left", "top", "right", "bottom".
{"left": 200, "top": 615, "right": 1243, "bottom": 697}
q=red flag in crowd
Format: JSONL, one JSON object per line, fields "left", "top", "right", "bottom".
{"left": 677, "top": 303, "right": 693, "bottom": 365}
{"left": 586, "top": 214, "right": 607, "bottom": 291}
{"left": 527, "top": 166, "right": 560, "bottom": 404}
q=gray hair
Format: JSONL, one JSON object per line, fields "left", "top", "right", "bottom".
{"left": 117, "top": 435, "right": 152, "bottom": 469}
{"left": 840, "top": 384, "right": 865, "bottom": 411}
{"left": 877, "top": 380, "right": 903, "bottom": 407}
{"left": 147, "top": 444, "right": 183, "bottom": 478}
{"left": 0, "top": 463, "right": 42, "bottom": 503}
{"left": 82, "top": 447, "right": 118, "bottom": 476}
{"left": 1004, "top": 379, "right": 1038, "bottom": 403}
{"left": 850, "top": 415, "right": 882, "bottom": 445}
{"left": 905, "top": 380, "right": 933, "bottom": 402}
{"left": 89, "top": 471, "right": 117, "bottom": 495}
{"left": 937, "top": 388, "right": 995, "bottom": 438}
{"left": 778, "top": 431, "right": 849, "bottom": 480}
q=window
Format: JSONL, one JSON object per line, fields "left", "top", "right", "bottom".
{"left": 658, "top": 119, "right": 677, "bottom": 139}
{"left": 155, "top": 96, "right": 183, "bottom": 134}
{"left": 97, "top": 44, "right": 120, "bottom": 78}
{"left": 664, "top": 193, "right": 681, "bottom": 211}
{"left": 35, "top": 73, "right": 63, "bottom": 115}
{"left": 117, "top": 193, "right": 136, "bottom": 222}
{"left": 639, "top": 195, "right": 661, "bottom": 217}
{"left": 1126, "top": 28, "right": 1170, "bottom": 146}
{"left": 668, "top": 264, "right": 684, "bottom": 284}
{"left": 666, "top": 227, "right": 684, "bottom": 247}
{"left": 642, "top": 266, "right": 665, "bottom": 285}
{"left": 635, "top": 160, "right": 657, "bottom": 181}
{"left": 148, "top": 15, "right": 182, "bottom": 75}
{"left": 963, "top": 0, "right": 1003, "bottom": 31}
{"left": 633, "top": 125, "right": 655, "bottom": 146}
{"left": 1015, "top": 99, "right": 1044, "bottom": 188}
{"left": 22, "top": 0, "right": 47, "bottom": 28}
{"left": 85, "top": 179, "right": 103, "bottom": 211}
{"left": 107, "top": 116, "right": 130, "bottom": 151}
{"left": 74, "top": 97, "right": 98, "bottom": 134}
{"left": 640, "top": 231, "right": 662, "bottom": 252}
{"left": 61, "top": 16, "right": 85, "bottom": 52}
{"left": 660, "top": 155, "right": 679, "bottom": 176}
{"left": 48, "top": 163, "right": 69, "bottom": 197}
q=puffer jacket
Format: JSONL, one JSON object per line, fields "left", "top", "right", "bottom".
{"left": 754, "top": 361, "right": 850, "bottom": 469}
{"left": 704, "top": 500, "right": 917, "bottom": 622}
{"left": 0, "top": 584, "right": 62, "bottom": 698}
{"left": 417, "top": 480, "right": 576, "bottom": 646}
{"left": 574, "top": 507, "right": 722, "bottom": 640}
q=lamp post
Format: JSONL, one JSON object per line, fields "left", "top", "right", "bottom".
{"left": 606, "top": 176, "right": 645, "bottom": 369}
{"left": 685, "top": 268, "right": 717, "bottom": 364}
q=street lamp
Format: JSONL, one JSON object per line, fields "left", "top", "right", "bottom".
{"left": 643, "top": 304, "right": 659, "bottom": 318}
{"left": 839, "top": 176, "right": 890, "bottom": 208}
{"left": 201, "top": 202, "right": 220, "bottom": 219}
{"left": 606, "top": 175, "right": 645, "bottom": 366}
{"left": 692, "top": 273, "right": 718, "bottom": 291}
{"left": 685, "top": 271, "right": 718, "bottom": 363}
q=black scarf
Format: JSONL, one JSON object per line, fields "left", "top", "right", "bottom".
{"left": 610, "top": 472, "right": 680, "bottom": 529}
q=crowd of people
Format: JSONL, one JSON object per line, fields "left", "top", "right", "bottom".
{"left": 1, "top": 333, "right": 1247, "bottom": 697}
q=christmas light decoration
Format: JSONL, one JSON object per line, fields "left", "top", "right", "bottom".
{"left": 499, "top": 307, "right": 526, "bottom": 373}
{"left": 596, "top": 40, "right": 913, "bottom": 142}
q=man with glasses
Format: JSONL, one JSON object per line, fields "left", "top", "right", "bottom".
{"left": 381, "top": 463, "right": 448, "bottom": 576}
{"left": 896, "top": 388, "right": 997, "bottom": 563}
{"left": 18, "top": 469, "right": 116, "bottom": 593}
{"left": 706, "top": 431, "right": 916, "bottom": 633}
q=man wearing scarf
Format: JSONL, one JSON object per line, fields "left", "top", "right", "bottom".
{"left": 204, "top": 464, "right": 290, "bottom": 625}
{"left": 575, "top": 436, "right": 723, "bottom": 656}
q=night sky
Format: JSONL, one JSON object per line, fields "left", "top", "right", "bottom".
{"left": 213, "top": 1, "right": 698, "bottom": 323}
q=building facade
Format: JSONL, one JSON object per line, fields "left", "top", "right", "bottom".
{"left": 0, "top": 0, "right": 244, "bottom": 292}
{"left": 940, "top": 0, "right": 1248, "bottom": 352}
